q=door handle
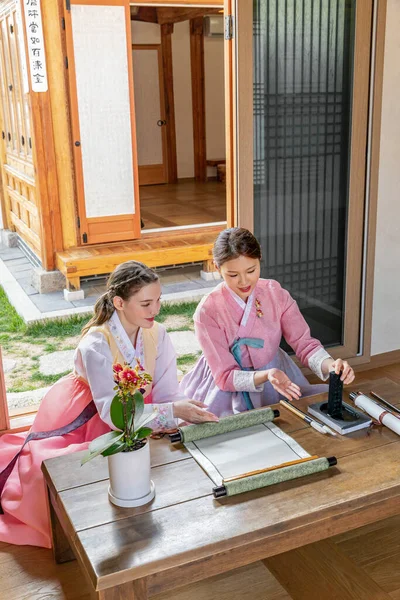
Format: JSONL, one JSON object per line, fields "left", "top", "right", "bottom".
{"left": 157, "top": 120, "right": 167, "bottom": 126}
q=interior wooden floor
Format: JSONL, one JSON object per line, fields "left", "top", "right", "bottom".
{"left": 139, "top": 179, "right": 226, "bottom": 229}
{"left": 2, "top": 362, "right": 400, "bottom": 600}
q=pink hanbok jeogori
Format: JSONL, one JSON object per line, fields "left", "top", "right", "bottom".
{"left": 180, "top": 279, "right": 329, "bottom": 416}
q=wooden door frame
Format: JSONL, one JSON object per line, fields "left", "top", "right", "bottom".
{"left": 132, "top": 0, "right": 231, "bottom": 228}
{"left": 132, "top": 43, "right": 168, "bottom": 185}
{"left": 230, "top": 0, "right": 385, "bottom": 364}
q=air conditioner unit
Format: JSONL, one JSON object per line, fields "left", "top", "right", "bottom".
{"left": 204, "top": 15, "right": 224, "bottom": 38}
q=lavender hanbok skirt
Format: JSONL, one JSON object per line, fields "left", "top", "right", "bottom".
{"left": 179, "top": 348, "right": 328, "bottom": 417}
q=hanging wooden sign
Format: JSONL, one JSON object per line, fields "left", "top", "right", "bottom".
{"left": 23, "top": 0, "right": 48, "bottom": 92}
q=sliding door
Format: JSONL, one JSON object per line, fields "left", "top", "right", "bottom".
{"left": 65, "top": 0, "right": 141, "bottom": 244}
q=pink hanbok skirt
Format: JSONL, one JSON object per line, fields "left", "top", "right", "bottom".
{"left": 180, "top": 347, "right": 328, "bottom": 417}
{"left": 0, "top": 374, "right": 109, "bottom": 548}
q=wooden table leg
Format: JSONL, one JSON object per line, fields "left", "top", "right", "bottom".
{"left": 47, "top": 489, "right": 76, "bottom": 564}
{"left": 97, "top": 579, "right": 147, "bottom": 600}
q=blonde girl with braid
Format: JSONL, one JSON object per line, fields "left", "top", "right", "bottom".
{"left": 0, "top": 261, "right": 217, "bottom": 549}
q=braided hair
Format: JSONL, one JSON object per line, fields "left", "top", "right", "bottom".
{"left": 81, "top": 261, "right": 159, "bottom": 336}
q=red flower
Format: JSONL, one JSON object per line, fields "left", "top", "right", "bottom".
{"left": 112, "top": 361, "right": 152, "bottom": 395}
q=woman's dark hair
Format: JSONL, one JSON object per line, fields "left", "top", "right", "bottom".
{"left": 212, "top": 228, "right": 262, "bottom": 268}
{"left": 81, "top": 261, "right": 159, "bottom": 336}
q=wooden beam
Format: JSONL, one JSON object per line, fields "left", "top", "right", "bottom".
{"left": 130, "top": 7, "right": 158, "bottom": 24}
{"left": 190, "top": 18, "right": 207, "bottom": 183}
{"left": 157, "top": 7, "right": 222, "bottom": 25}
{"left": 133, "top": 0, "right": 223, "bottom": 5}
{"left": 161, "top": 23, "right": 178, "bottom": 183}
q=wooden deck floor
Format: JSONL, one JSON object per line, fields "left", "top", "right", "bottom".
{"left": 56, "top": 225, "right": 223, "bottom": 290}
{"left": 2, "top": 363, "right": 400, "bottom": 599}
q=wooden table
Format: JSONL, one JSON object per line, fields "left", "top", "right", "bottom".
{"left": 42, "top": 378, "right": 400, "bottom": 600}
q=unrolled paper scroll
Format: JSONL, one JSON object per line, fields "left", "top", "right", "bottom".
{"left": 353, "top": 394, "right": 400, "bottom": 436}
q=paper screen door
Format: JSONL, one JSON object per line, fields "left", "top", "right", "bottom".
{"left": 65, "top": 0, "right": 140, "bottom": 244}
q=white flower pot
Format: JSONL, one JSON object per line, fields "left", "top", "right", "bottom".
{"left": 107, "top": 440, "right": 155, "bottom": 508}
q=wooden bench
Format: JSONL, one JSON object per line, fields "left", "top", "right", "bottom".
{"left": 56, "top": 225, "right": 224, "bottom": 291}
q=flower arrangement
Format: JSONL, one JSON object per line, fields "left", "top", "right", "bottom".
{"left": 82, "top": 361, "right": 153, "bottom": 465}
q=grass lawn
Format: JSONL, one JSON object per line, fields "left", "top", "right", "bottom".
{"left": 0, "top": 286, "right": 200, "bottom": 395}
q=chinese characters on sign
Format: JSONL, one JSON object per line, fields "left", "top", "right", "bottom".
{"left": 23, "top": 0, "right": 48, "bottom": 92}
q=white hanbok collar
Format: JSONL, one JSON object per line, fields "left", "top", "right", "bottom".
{"left": 108, "top": 311, "right": 144, "bottom": 366}
{"left": 224, "top": 284, "right": 255, "bottom": 328}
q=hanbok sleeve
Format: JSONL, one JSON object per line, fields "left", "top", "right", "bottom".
{"left": 278, "top": 285, "right": 332, "bottom": 377}
{"left": 75, "top": 331, "right": 116, "bottom": 429}
{"left": 75, "top": 330, "right": 178, "bottom": 431}
{"left": 149, "top": 325, "right": 183, "bottom": 429}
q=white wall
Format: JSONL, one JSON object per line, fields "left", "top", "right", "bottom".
{"left": 131, "top": 20, "right": 225, "bottom": 179}
{"left": 205, "top": 34, "right": 226, "bottom": 170}
{"left": 131, "top": 21, "right": 160, "bottom": 44}
{"left": 371, "top": 0, "right": 400, "bottom": 355}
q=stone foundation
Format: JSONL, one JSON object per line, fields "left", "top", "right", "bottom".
{"left": 1, "top": 229, "right": 18, "bottom": 248}
{"left": 31, "top": 267, "right": 66, "bottom": 294}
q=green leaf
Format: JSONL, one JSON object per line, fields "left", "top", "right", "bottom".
{"left": 81, "top": 431, "right": 124, "bottom": 465}
{"left": 135, "top": 427, "right": 152, "bottom": 439}
{"left": 134, "top": 411, "right": 155, "bottom": 431}
{"left": 101, "top": 439, "right": 126, "bottom": 457}
{"left": 110, "top": 394, "right": 126, "bottom": 430}
{"left": 88, "top": 430, "right": 122, "bottom": 453}
{"left": 133, "top": 391, "right": 144, "bottom": 427}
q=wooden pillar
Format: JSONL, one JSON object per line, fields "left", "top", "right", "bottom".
{"left": 20, "top": 0, "right": 64, "bottom": 270}
{"left": 0, "top": 347, "right": 10, "bottom": 433}
{"left": 161, "top": 23, "right": 178, "bottom": 183}
{"left": 190, "top": 17, "right": 207, "bottom": 183}
{"left": 40, "top": 0, "right": 78, "bottom": 250}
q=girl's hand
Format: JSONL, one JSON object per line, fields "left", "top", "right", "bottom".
{"left": 331, "top": 358, "right": 355, "bottom": 385}
{"left": 267, "top": 368, "right": 302, "bottom": 401}
{"left": 173, "top": 399, "right": 219, "bottom": 424}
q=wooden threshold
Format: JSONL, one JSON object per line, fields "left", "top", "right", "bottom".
{"left": 56, "top": 225, "right": 224, "bottom": 290}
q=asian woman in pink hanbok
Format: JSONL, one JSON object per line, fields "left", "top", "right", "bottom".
{"left": 180, "top": 228, "right": 355, "bottom": 417}
{"left": 0, "top": 261, "right": 217, "bottom": 548}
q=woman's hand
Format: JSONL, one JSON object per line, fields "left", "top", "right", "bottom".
{"left": 267, "top": 368, "right": 302, "bottom": 401}
{"left": 330, "top": 358, "right": 355, "bottom": 385}
{"left": 173, "top": 399, "right": 219, "bottom": 424}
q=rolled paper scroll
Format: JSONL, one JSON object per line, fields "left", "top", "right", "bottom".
{"left": 170, "top": 406, "right": 278, "bottom": 443}
{"left": 213, "top": 457, "right": 337, "bottom": 498}
{"left": 351, "top": 393, "right": 400, "bottom": 436}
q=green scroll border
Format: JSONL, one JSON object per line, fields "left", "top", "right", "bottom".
{"left": 178, "top": 406, "right": 276, "bottom": 443}
{"left": 220, "top": 456, "right": 332, "bottom": 497}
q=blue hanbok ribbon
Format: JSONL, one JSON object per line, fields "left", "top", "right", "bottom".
{"left": 230, "top": 337, "right": 264, "bottom": 411}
